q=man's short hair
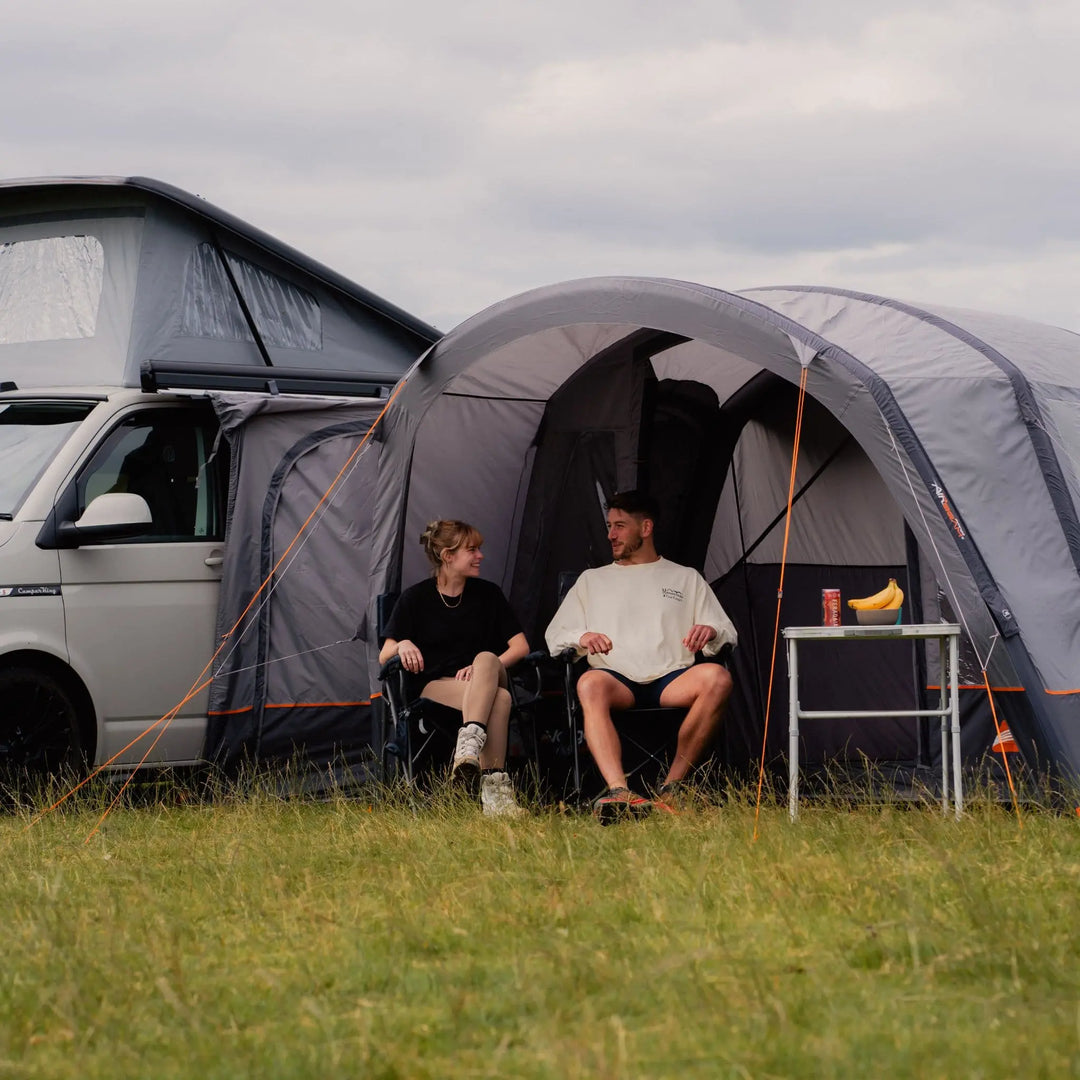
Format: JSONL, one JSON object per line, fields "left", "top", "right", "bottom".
{"left": 607, "top": 490, "right": 660, "bottom": 524}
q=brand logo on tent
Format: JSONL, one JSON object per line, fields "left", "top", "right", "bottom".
{"left": 931, "top": 483, "right": 966, "bottom": 540}
{"left": 992, "top": 727, "right": 1019, "bottom": 754}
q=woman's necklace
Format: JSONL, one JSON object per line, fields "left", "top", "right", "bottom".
{"left": 436, "top": 580, "right": 464, "bottom": 609}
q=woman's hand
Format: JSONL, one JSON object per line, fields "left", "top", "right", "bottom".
{"left": 454, "top": 665, "right": 473, "bottom": 681}
{"left": 397, "top": 640, "right": 424, "bottom": 674}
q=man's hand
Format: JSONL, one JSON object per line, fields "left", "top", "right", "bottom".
{"left": 682, "top": 624, "right": 716, "bottom": 654}
{"left": 397, "top": 640, "right": 424, "bottom": 674}
{"left": 579, "top": 631, "right": 613, "bottom": 655}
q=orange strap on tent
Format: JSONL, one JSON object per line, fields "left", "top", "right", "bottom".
{"left": 982, "top": 669, "right": 1023, "bottom": 828}
{"left": 29, "top": 377, "right": 409, "bottom": 837}
{"left": 754, "top": 366, "right": 809, "bottom": 840}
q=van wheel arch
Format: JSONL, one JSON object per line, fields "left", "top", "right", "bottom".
{"left": 0, "top": 653, "right": 97, "bottom": 776}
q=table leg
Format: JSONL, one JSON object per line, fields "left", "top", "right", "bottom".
{"left": 788, "top": 635, "right": 799, "bottom": 822}
{"left": 950, "top": 632, "right": 962, "bottom": 817}
{"left": 939, "top": 635, "right": 948, "bottom": 815}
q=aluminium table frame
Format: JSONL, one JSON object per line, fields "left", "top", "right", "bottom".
{"left": 783, "top": 623, "right": 962, "bottom": 821}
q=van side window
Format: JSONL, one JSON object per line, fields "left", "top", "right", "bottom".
{"left": 0, "top": 235, "right": 105, "bottom": 343}
{"left": 77, "top": 410, "right": 227, "bottom": 541}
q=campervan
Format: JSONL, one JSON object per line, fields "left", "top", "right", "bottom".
{"left": 0, "top": 177, "right": 437, "bottom": 777}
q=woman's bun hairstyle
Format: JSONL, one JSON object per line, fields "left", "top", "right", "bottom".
{"left": 419, "top": 519, "right": 483, "bottom": 573}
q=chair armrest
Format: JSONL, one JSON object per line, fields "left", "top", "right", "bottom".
{"left": 508, "top": 650, "right": 548, "bottom": 709}
{"left": 710, "top": 642, "right": 735, "bottom": 668}
{"left": 692, "top": 642, "right": 734, "bottom": 668}
{"left": 378, "top": 654, "right": 404, "bottom": 682}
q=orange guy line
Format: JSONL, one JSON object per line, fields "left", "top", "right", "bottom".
{"left": 754, "top": 365, "right": 809, "bottom": 841}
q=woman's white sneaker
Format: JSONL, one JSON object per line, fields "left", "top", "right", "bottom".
{"left": 451, "top": 722, "right": 486, "bottom": 790}
{"left": 481, "top": 770, "right": 526, "bottom": 817}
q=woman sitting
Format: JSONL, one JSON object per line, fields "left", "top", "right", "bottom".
{"left": 379, "top": 519, "right": 530, "bottom": 816}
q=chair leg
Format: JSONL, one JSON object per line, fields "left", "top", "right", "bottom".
{"left": 514, "top": 707, "right": 543, "bottom": 799}
{"left": 564, "top": 661, "right": 583, "bottom": 800}
{"left": 403, "top": 710, "right": 415, "bottom": 785}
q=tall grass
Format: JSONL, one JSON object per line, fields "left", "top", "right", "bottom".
{"left": 0, "top": 780, "right": 1077, "bottom": 1078}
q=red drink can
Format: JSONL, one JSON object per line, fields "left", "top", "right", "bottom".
{"left": 822, "top": 588, "right": 841, "bottom": 626}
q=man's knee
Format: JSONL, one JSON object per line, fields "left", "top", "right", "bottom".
{"left": 493, "top": 686, "right": 511, "bottom": 711}
{"left": 577, "top": 670, "right": 623, "bottom": 707}
{"left": 665, "top": 663, "right": 732, "bottom": 713}
{"left": 702, "top": 663, "right": 733, "bottom": 703}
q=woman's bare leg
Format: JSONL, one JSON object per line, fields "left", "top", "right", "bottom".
{"left": 420, "top": 652, "right": 511, "bottom": 768}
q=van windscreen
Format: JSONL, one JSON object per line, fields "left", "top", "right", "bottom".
{"left": 0, "top": 401, "right": 96, "bottom": 517}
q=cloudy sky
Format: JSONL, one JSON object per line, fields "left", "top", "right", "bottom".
{"left": 2, "top": 0, "right": 1078, "bottom": 332}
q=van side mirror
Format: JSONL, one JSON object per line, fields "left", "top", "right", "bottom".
{"left": 55, "top": 492, "right": 153, "bottom": 547}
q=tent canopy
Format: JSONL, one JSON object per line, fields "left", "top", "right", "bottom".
{"left": 371, "top": 277, "right": 1080, "bottom": 785}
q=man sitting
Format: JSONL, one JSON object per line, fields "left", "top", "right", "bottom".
{"left": 545, "top": 490, "right": 737, "bottom": 821}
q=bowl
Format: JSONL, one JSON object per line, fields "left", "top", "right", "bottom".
{"left": 855, "top": 607, "right": 902, "bottom": 626}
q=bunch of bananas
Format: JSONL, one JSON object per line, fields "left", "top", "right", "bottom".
{"left": 847, "top": 578, "right": 904, "bottom": 611}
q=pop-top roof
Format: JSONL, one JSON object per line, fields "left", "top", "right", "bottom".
{"left": 0, "top": 176, "right": 440, "bottom": 393}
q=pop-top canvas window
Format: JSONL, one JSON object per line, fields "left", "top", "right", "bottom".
{"left": 180, "top": 243, "right": 322, "bottom": 350}
{"left": 0, "top": 235, "right": 104, "bottom": 344}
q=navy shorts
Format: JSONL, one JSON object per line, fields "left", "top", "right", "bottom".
{"left": 605, "top": 667, "right": 689, "bottom": 709}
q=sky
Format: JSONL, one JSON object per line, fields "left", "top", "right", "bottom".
{"left": 2, "top": 0, "right": 1079, "bottom": 333}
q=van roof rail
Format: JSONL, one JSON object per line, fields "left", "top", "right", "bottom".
{"left": 140, "top": 360, "right": 398, "bottom": 399}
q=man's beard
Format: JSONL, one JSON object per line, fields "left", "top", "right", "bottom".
{"left": 613, "top": 535, "right": 642, "bottom": 562}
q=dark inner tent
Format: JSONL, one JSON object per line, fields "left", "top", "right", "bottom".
{"left": 371, "top": 277, "right": 1080, "bottom": 797}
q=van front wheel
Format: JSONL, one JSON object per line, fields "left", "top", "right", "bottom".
{"left": 0, "top": 666, "right": 86, "bottom": 779}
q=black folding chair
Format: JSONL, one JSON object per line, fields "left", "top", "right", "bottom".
{"left": 554, "top": 570, "right": 733, "bottom": 800}
{"left": 376, "top": 592, "right": 546, "bottom": 786}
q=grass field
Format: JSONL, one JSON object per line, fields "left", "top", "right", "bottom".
{"left": 0, "top": 783, "right": 1077, "bottom": 1079}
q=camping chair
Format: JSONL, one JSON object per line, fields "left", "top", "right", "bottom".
{"left": 376, "top": 592, "right": 546, "bottom": 786}
{"left": 555, "top": 570, "right": 734, "bottom": 801}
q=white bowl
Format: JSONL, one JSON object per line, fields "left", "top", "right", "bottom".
{"left": 855, "top": 607, "right": 902, "bottom": 626}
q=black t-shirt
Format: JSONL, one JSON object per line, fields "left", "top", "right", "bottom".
{"left": 383, "top": 577, "right": 523, "bottom": 681}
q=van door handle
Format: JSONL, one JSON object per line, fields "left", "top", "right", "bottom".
{"left": 204, "top": 552, "right": 224, "bottom": 568}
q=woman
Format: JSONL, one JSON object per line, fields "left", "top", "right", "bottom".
{"left": 379, "top": 519, "right": 530, "bottom": 816}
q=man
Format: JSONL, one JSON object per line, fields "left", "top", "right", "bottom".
{"left": 545, "top": 491, "right": 737, "bottom": 821}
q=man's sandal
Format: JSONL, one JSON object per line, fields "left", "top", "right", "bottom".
{"left": 653, "top": 780, "right": 707, "bottom": 814}
{"left": 593, "top": 786, "right": 652, "bottom": 824}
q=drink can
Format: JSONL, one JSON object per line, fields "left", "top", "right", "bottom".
{"left": 822, "top": 588, "right": 841, "bottom": 626}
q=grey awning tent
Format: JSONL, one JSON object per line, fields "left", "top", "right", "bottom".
{"left": 205, "top": 394, "right": 388, "bottom": 782}
{"left": 370, "top": 277, "right": 1080, "bottom": 789}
